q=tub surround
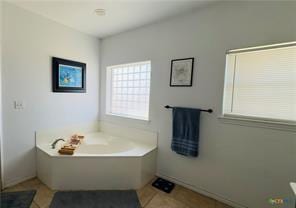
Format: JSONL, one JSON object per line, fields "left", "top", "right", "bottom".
{"left": 37, "top": 132, "right": 156, "bottom": 157}
{"left": 36, "top": 122, "right": 158, "bottom": 190}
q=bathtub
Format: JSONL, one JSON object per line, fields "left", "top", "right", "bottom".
{"left": 36, "top": 122, "right": 157, "bottom": 190}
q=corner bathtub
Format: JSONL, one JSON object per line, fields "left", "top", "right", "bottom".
{"left": 36, "top": 130, "right": 157, "bottom": 190}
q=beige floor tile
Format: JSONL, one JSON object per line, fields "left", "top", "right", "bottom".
{"left": 137, "top": 184, "right": 157, "bottom": 207}
{"left": 33, "top": 184, "right": 55, "bottom": 208}
{"left": 3, "top": 184, "right": 27, "bottom": 192}
{"left": 145, "top": 193, "right": 189, "bottom": 208}
{"left": 30, "top": 202, "right": 40, "bottom": 208}
{"left": 174, "top": 186, "right": 216, "bottom": 208}
{"left": 21, "top": 178, "right": 42, "bottom": 190}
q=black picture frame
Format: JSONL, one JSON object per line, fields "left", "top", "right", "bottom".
{"left": 52, "top": 57, "right": 86, "bottom": 93}
{"left": 170, "top": 58, "right": 194, "bottom": 87}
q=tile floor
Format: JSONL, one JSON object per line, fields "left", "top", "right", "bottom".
{"left": 2, "top": 177, "right": 233, "bottom": 208}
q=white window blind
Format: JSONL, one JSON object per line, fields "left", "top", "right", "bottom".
{"left": 106, "top": 61, "right": 151, "bottom": 120}
{"left": 223, "top": 43, "right": 296, "bottom": 123}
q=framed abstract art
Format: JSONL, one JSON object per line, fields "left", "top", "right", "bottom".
{"left": 52, "top": 57, "right": 86, "bottom": 93}
{"left": 170, "top": 58, "right": 194, "bottom": 87}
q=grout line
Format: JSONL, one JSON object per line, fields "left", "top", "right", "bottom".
{"left": 33, "top": 202, "right": 40, "bottom": 208}
{"left": 143, "top": 191, "right": 157, "bottom": 208}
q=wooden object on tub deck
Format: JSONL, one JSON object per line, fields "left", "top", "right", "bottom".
{"left": 58, "top": 134, "right": 85, "bottom": 155}
{"left": 58, "top": 148, "right": 74, "bottom": 155}
{"left": 61, "top": 145, "right": 76, "bottom": 150}
{"left": 69, "top": 139, "right": 80, "bottom": 145}
{"left": 58, "top": 145, "right": 76, "bottom": 155}
{"left": 69, "top": 134, "right": 82, "bottom": 145}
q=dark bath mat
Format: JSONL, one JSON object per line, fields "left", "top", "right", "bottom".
{"left": 49, "top": 190, "right": 141, "bottom": 208}
{"left": 0, "top": 190, "right": 36, "bottom": 208}
{"left": 152, "top": 177, "right": 175, "bottom": 193}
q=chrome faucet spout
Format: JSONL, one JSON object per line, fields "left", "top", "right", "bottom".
{"left": 51, "top": 138, "right": 65, "bottom": 149}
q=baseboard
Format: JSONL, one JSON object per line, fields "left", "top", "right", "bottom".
{"left": 156, "top": 172, "right": 248, "bottom": 208}
{"left": 3, "top": 174, "right": 36, "bottom": 189}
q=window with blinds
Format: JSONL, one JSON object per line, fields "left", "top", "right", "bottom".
{"left": 106, "top": 61, "right": 151, "bottom": 120}
{"left": 223, "top": 43, "right": 296, "bottom": 123}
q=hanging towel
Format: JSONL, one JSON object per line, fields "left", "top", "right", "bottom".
{"left": 171, "top": 107, "right": 201, "bottom": 157}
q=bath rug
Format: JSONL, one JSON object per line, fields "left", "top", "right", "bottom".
{"left": 0, "top": 190, "right": 36, "bottom": 208}
{"left": 152, "top": 177, "right": 175, "bottom": 193}
{"left": 49, "top": 190, "right": 141, "bottom": 208}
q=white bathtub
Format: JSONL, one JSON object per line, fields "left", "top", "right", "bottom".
{"left": 36, "top": 122, "right": 157, "bottom": 190}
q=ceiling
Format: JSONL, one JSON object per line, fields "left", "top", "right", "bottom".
{"left": 8, "top": 0, "right": 215, "bottom": 38}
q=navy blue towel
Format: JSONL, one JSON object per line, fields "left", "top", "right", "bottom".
{"left": 171, "top": 107, "right": 201, "bottom": 157}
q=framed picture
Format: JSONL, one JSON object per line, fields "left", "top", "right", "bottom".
{"left": 52, "top": 57, "right": 86, "bottom": 93}
{"left": 170, "top": 58, "right": 194, "bottom": 87}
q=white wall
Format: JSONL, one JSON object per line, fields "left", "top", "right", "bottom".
{"left": 2, "top": 3, "right": 100, "bottom": 187}
{"left": 100, "top": 2, "right": 296, "bottom": 208}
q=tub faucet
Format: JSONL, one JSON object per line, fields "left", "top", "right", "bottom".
{"left": 51, "top": 138, "right": 65, "bottom": 149}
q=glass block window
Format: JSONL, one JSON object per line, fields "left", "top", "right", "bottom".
{"left": 106, "top": 61, "right": 151, "bottom": 120}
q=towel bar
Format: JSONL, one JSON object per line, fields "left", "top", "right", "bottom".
{"left": 164, "top": 105, "right": 213, "bottom": 113}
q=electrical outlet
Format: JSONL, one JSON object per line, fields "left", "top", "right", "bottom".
{"left": 14, "top": 101, "right": 24, "bottom": 110}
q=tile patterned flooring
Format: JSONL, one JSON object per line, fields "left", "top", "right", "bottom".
{"left": 2, "top": 177, "right": 233, "bottom": 208}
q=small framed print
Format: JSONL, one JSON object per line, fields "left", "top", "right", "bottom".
{"left": 170, "top": 58, "right": 194, "bottom": 87}
{"left": 52, "top": 57, "right": 86, "bottom": 93}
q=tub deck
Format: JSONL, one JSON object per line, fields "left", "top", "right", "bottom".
{"left": 37, "top": 132, "right": 156, "bottom": 157}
